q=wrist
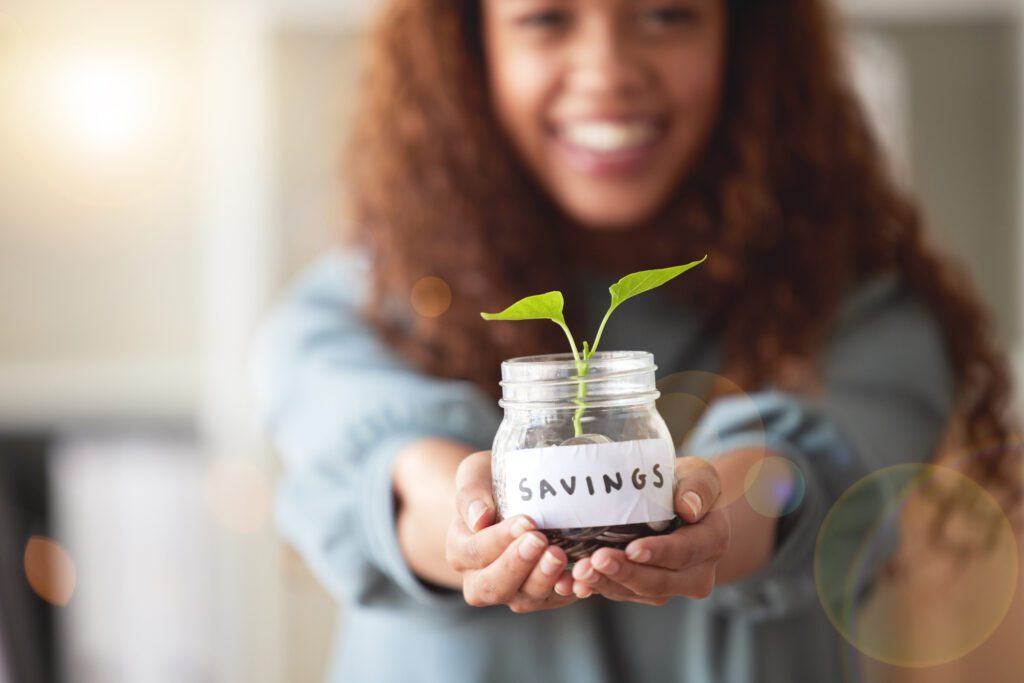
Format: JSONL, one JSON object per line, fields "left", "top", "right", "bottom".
{"left": 393, "top": 437, "right": 471, "bottom": 510}
{"left": 710, "top": 448, "right": 791, "bottom": 584}
{"left": 391, "top": 438, "right": 477, "bottom": 589}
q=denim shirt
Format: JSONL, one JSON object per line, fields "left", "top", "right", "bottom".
{"left": 251, "top": 248, "right": 954, "bottom": 683}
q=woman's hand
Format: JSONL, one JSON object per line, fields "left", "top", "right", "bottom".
{"left": 446, "top": 450, "right": 578, "bottom": 612}
{"left": 570, "top": 457, "right": 730, "bottom": 605}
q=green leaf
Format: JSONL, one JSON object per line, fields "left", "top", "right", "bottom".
{"left": 481, "top": 290, "right": 582, "bottom": 364}
{"left": 589, "top": 256, "right": 707, "bottom": 356}
{"left": 480, "top": 291, "right": 566, "bottom": 325}
{"left": 608, "top": 256, "right": 707, "bottom": 311}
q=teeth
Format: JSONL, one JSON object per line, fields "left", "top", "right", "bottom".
{"left": 560, "top": 120, "right": 660, "bottom": 152}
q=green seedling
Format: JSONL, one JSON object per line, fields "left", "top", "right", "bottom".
{"left": 481, "top": 256, "right": 707, "bottom": 436}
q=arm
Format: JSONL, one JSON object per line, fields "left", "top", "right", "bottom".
{"left": 251, "top": 248, "right": 503, "bottom": 607}
{"left": 702, "top": 277, "right": 955, "bottom": 616}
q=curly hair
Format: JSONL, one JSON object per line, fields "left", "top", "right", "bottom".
{"left": 343, "top": 0, "right": 1019, "bottom": 519}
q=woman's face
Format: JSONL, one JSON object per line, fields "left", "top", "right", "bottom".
{"left": 483, "top": 0, "right": 727, "bottom": 230}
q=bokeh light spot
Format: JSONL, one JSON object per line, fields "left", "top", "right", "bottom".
{"left": 815, "top": 463, "right": 1018, "bottom": 667}
{"left": 744, "top": 455, "right": 806, "bottom": 517}
{"left": 23, "top": 535, "right": 77, "bottom": 606}
{"left": 411, "top": 276, "right": 452, "bottom": 318}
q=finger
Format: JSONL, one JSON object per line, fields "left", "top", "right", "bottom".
{"left": 455, "top": 450, "right": 495, "bottom": 532}
{"left": 593, "top": 548, "right": 718, "bottom": 600}
{"left": 674, "top": 456, "right": 722, "bottom": 523}
{"left": 569, "top": 557, "right": 635, "bottom": 601}
{"left": 447, "top": 513, "right": 538, "bottom": 572}
{"left": 588, "top": 548, "right": 672, "bottom": 598}
{"left": 463, "top": 530, "right": 548, "bottom": 607}
{"left": 509, "top": 591, "right": 579, "bottom": 613}
{"left": 571, "top": 554, "right": 641, "bottom": 602}
{"left": 518, "top": 545, "right": 569, "bottom": 601}
{"left": 573, "top": 577, "right": 668, "bottom": 606}
{"left": 623, "top": 509, "right": 730, "bottom": 570}
{"left": 570, "top": 558, "right": 598, "bottom": 598}
{"left": 553, "top": 571, "right": 575, "bottom": 597}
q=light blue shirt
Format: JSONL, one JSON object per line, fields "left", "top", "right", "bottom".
{"left": 251, "top": 248, "right": 954, "bottom": 683}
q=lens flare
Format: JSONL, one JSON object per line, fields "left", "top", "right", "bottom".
{"left": 744, "top": 455, "right": 806, "bottom": 517}
{"left": 815, "top": 463, "right": 1018, "bottom": 668}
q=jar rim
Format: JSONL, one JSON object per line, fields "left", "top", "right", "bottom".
{"left": 501, "top": 350, "right": 653, "bottom": 369}
{"left": 498, "top": 351, "right": 658, "bottom": 409}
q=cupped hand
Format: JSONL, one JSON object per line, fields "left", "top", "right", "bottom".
{"left": 570, "top": 456, "right": 730, "bottom": 605}
{"left": 446, "top": 450, "right": 577, "bottom": 612}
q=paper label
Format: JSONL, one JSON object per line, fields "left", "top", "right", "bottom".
{"left": 501, "top": 438, "right": 675, "bottom": 529}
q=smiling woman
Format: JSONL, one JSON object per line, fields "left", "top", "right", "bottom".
{"left": 483, "top": 0, "right": 726, "bottom": 229}
{"left": 253, "top": 0, "right": 1021, "bottom": 682}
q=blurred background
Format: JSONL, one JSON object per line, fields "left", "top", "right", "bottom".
{"left": 0, "top": 0, "right": 1021, "bottom": 681}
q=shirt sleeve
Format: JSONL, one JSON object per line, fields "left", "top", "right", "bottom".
{"left": 682, "top": 276, "right": 956, "bottom": 619}
{"left": 250, "top": 248, "right": 502, "bottom": 608}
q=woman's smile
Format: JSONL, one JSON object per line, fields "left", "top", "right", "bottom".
{"left": 552, "top": 117, "right": 668, "bottom": 178}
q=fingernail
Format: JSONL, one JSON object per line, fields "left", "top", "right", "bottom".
{"left": 510, "top": 516, "right": 535, "bottom": 538}
{"left": 467, "top": 501, "right": 487, "bottom": 530}
{"left": 626, "top": 546, "right": 652, "bottom": 563}
{"left": 539, "top": 550, "right": 561, "bottom": 576}
{"left": 575, "top": 563, "right": 594, "bottom": 581}
{"left": 554, "top": 582, "right": 571, "bottom": 596}
{"left": 575, "top": 585, "right": 592, "bottom": 599}
{"left": 682, "top": 491, "right": 703, "bottom": 518}
{"left": 518, "top": 533, "right": 545, "bottom": 561}
{"left": 594, "top": 555, "right": 620, "bottom": 575}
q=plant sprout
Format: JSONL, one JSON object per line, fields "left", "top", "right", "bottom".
{"left": 481, "top": 257, "right": 707, "bottom": 437}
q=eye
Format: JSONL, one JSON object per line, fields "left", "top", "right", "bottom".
{"left": 517, "top": 10, "right": 571, "bottom": 30}
{"left": 639, "top": 6, "right": 699, "bottom": 29}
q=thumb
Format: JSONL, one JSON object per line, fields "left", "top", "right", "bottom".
{"left": 454, "top": 450, "right": 496, "bottom": 532}
{"left": 673, "top": 456, "right": 721, "bottom": 523}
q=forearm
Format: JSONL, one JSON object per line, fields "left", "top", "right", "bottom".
{"left": 393, "top": 437, "right": 477, "bottom": 590}
{"left": 710, "top": 448, "right": 791, "bottom": 584}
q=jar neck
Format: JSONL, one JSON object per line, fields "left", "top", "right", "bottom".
{"left": 498, "top": 351, "right": 660, "bottom": 411}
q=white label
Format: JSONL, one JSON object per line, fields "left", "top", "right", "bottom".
{"left": 502, "top": 439, "right": 675, "bottom": 529}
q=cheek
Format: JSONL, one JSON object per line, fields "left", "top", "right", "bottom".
{"left": 664, "top": 51, "right": 725, "bottom": 125}
{"left": 490, "top": 52, "right": 558, "bottom": 150}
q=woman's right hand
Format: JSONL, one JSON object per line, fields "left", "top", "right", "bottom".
{"left": 446, "top": 450, "right": 577, "bottom": 612}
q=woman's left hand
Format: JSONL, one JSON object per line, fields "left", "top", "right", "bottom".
{"left": 571, "top": 457, "right": 730, "bottom": 605}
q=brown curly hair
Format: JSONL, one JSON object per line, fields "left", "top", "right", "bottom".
{"left": 343, "top": 0, "right": 1019, "bottom": 515}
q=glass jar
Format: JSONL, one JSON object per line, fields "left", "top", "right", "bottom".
{"left": 491, "top": 350, "right": 680, "bottom": 562}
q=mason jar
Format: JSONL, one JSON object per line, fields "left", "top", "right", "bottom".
{"left": 491, "top": 350, "right": 681, "bottom": 562}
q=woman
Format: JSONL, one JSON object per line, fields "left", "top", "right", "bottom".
{"left": 253, "top": 0, "right": 1016, "bottom": 681}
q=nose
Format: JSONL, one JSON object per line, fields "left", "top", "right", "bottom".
{"left": 565, "top": 17, "right": 647, "bottom": 100}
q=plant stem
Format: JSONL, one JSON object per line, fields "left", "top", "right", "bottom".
{"left": 588, "top": 308, "right": 613, "bottom": 361}
{"left": 556, "top": 321, "right": 581, "bottom": 365}
{"left": 554, "top": 321, "right": 588, "bottom": 437}
{"left": 571, "top": 357, "right": 589, "bottom": 437}
{"left": 571, "top": 315, "right": 612, "bottom": 437}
